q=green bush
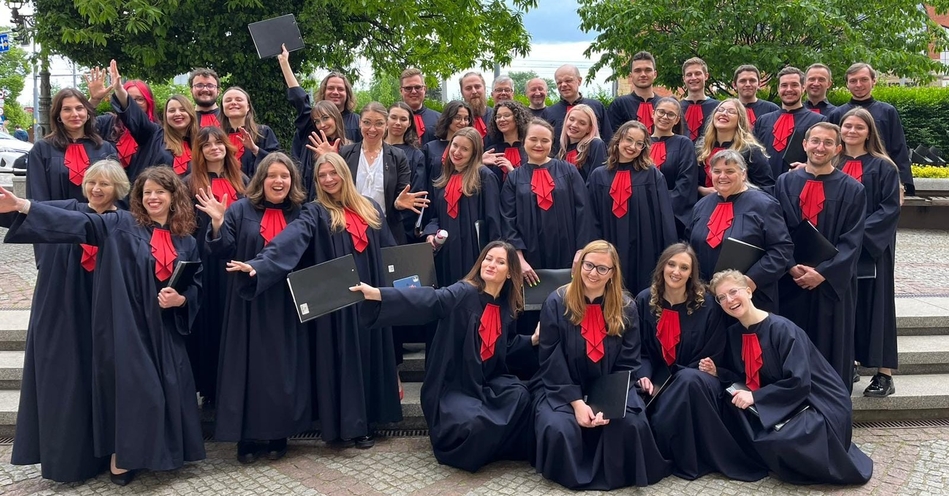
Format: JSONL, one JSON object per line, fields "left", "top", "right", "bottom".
{"left": 828, "top": 87, "right": 949, "bottom": 155}
{"left": 912, "top": 164, "right": 949, "bottom": 179}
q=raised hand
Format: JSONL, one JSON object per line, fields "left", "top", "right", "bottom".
{"left": 84, "top": 66, "right": 112, "bottom": 106}
{"left": 394, "top": 184, "right": 430, "bottom": 213}
{"left": 195, "top": 188, "right": 228, "bottom": 235}
{"left": 238, "top": 127, "right": 259, "bottom": 155}
{"left": 109, "top": 59, "right": 128, "bottom": 109}
{"left": 305, "top": 130, "right": 340, "bottom": 157}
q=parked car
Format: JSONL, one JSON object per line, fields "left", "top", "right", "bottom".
{"left": 0, "top": 130, "right": 32, "bottom": 174}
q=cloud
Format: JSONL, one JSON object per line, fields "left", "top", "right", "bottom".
{"left": 522, "top": 0, "right": 596, "bottom": 44}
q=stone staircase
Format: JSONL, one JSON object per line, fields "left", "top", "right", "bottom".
{"left": 2, "top": 299, "right": 949, "bottom": 436}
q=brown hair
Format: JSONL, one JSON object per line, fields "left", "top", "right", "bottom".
{"left": 161, "top": 95, "right": 198, "bottom": 157}
{"left": 130, "top": 166, "right": 196, "bottom": 236}
{"left": 188, "top": 68, "right": 219, "bottom": 87}
{"left": 311, "top": 100, "right": 349, "bottom": 146}
{"left": 804, "top": 122, "right": 842, "bottom": 145}
{"left": 190, "top": 126, "right": 245, "bottom": 198}
{"left": 313, "top": 153, "right": 382, "bottom": 232}
{"left": 607, "top": 120, "right": 652, "bottom": 171}
{"left": 317, "top": 72, "right": 357, "bottom": 113}
{"left": 244, "top": 152, "right": 306, "bottom": 208}
{"left": 434, "top": 128, "right": 483, "bottom": 195}
{"left": 648, "top": 243, "right": 706, "bottom": 320}
{"left": 46, "top": 88, "right": 103, "bottom": 149}
{"left": 563, "top": 240, "right": 629, "bottom": 336}
{"left": 219, "top": 86, "right": 261, "bottom": 142}
{"left": 838, "top": 108, "right": 897, "bottom": 171}
{"left": 462, "top": 240, "right": 524, "bottom": 317}
{"left": 386, "top": 102, "right": 420, "bottom": 148}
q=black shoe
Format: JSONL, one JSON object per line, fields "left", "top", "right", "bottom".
{"left": 266, "top": 438, "right": 288, "bottom": 461}
{"left": 237, "top": 441, "right": 260, "bottom": 464}
{"left": 853, "top": 369, "right": 860, "bottom": 383}
{"left": 110, "top": 469, "right": 137, "bottom": 486}
{"left": 354, "top": 434, "right": 375, "bottom": 449}
{"left": 864, "top": 373, "right": 895, "bottom": 397}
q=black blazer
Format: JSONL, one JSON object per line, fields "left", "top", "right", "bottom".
{"left": 339, "top": 142, "right": 411, "bottom": 244}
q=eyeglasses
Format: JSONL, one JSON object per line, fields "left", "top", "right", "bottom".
{"left": 401, "top": 85, "right": 425, "bottom": 93}
{"left": 715, "top": 287, "right": 748, "bottom": 303}
{"left": 623, "top": 138, "right": 648, "bottom": 149}
{"left": 452, "top": 115, "right": 470, "bottom": 123}
{"left": 494, "top": 88, "right": 513, "bottom": 94}
{"left": 806, "top": 138, "right": 838, "bottom": 148}
{"left": 714, "top": 107, "right": 739, "bottom": 115}
{"left": 192, "top": 83, "right": 218, "bottom": 90}
{"left": 581, "top": 261, "right": 614, "bottom": 275}
{"left": 655, "top": 109, "right": 678, "bottom": 119}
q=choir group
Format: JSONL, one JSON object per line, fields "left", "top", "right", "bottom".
{"left": 0, "top": 47, "right": 903, "bottom": 490}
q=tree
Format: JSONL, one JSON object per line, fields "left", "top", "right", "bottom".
{"left": 577, "top": 0, "right": 949, "bottom": 99}
{"left": 0, "top": 27, "right": 31, "bottom": 129}
{"left": 507, "top": 70, "right": 555, "bottom": 95}
{"left": 29, "top": 0, "right": 537, "bottom": 146}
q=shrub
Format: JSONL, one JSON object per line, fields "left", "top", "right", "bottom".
{"left": 912, "top": 164, "right": 949, "bottom": 179}
{"left": 829, "top": 87, "right": 949, "bottom": 155}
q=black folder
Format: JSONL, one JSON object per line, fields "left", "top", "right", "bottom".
{"left": 790, "top": 220, "right": 838, "bottom": 267}
{"left": 725, "top": 382, "right": 760, "bottom": 416}
{"left": 523, "top": 268, "right": 572, "bottom": 311}
{"left": 381, "top": 243, "right": 437, "bottom": 288}
{"left": 857, "top": 252, "right": 877, "bottom": 279}
{"left": 643, "top": 364, "right": 675, "bottom": 410}
{"left": 713, "top": 237, "right": 765, "bottom": 274}
{"left": 781, "top": 129, "right": 808, "bottom": 171}
{"left": 585, "top": 371, "right": 631, "bottom": 419}
{"left": 167, "top": 260, "right": 200, "bottom": 293}
{"left": 286, "top": 254, "right": 362, "bottom": 323}
{"left": 247, "top": 14, "right": 305, "bottom": 59}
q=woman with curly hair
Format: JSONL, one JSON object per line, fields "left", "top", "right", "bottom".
{"left": 695, "top": 98, "right": 772, "bottom": 196}
{"left": 557, "top": 104, "right": 607, "bottom": 181}
{"left": 484, "top": 100, "right": 531, "bottom": 183}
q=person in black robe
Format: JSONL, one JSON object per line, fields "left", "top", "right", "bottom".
{"left": 635, "top": 244, "right": 766, "bottom": 481}
{"left": 686, "top": 149, "right": 793, "bottom": 313}
{"left": 587, "top": 121, "right": 676, "bottom": 295}
{"left": 198, "top": 152, "right": 311, "bottom": 463}
{"left": 7, "top": 160, "right": 129, "bottom": 482}
{"left": 557, "top": 104, "right": 608, "bottom": 182}
{"left": 547, "top": 65, "right": 612, "bottom": 149}
{"left": 774, "top": 122, "right": 866, "bottom": 391}
{"left": 483, "top": 101, "right": 532, "bottom": 184}
{"left": 385, "top": 102, "right": 428, "bottom": 241}
{"left": 705, "top": 270, "right": 873, "bottom": 485}
{"left": 838, "top": 108, "right": 902, "bottom": 396}
{"left": 229, "top": 152, "right": 402, "bottom": 448}
{"left": 680, "top": 58, "right": 719, "bottom": 143}
{"left": 218, "top": 87, "right": 279, "bottom": 177}
{"left": 399, "top": 68, "right": 441, "bottom": 144}
{"left": 458, "top": 72, "right": 494, "bottom": 140}
{"left": 1, "top": 167, "right": 206, "bottom": 485}
{"left": 315, "top": 72, "right": 362, "bottom": 143}
{"left": 352, "top": 241, "right": 536, "bottom": 472}
{"left": 696, "top": 99, "right": 773, "bottom": 197}
{"left": 532, "top": 240, "right": 671, "bottom": 490}
{"left": 419, "top": 101, "right": 474, "bottom": 234}
{"left": 732, "top": 64, "right": 780, "bottom": 127}
{"left": 803, "top": 63, "right": 837, "bottom": 116}
{"left": 648, "top": 97, "right": 697, "bottom": 238}
{"left": 187, "top": 67, "right": 223, "bottom": 128}
{"left": 608, "top": 92, "right": 657, "bottom": 134}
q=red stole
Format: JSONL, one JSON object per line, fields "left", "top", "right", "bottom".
{"left": 150, "top": 228, "right": 176, "bottom": 282}
{"left": 745, "top": 107, "right": 757, "bottom": 127}
{"left": 343, "top": 208, "right": 370, "bottom": 253}
{"left": 742, "top": 333, "right": 763, "bottom": 391}
{"left": 64, "top": 143, "right": 91, "bottom": 186}
{"left": 228, "top": 132, "right": 245, "bottom": 162}
{"left": 637, "top": 102, "right": 655, "bottom": 133}
{"left": 809, "top": 107, "right": 821, "bottom": 114}
{"left": 530, "top": 167, "right": 555, "bottom": 210}
{"left": 444, "top": 174, "right": 463, "bottom": 219}
{"left": 580, "top": 304, "right": 607, "bottom": 363}
{"left": 479, "top": 303, "right": 502, "bottom": 361}
{"left": 685, "top": 103, "right": 704, "bottom": 140}
{"left": 200, "top": 112, "right": 220, "bottom": 128}
{"left": 80, "top": 244, "right": 98, "bottom": 272}
{"left": 473, "top": 116, "right": 487, "bottom": 137}
{"left": 565, "top": 149, "right": 579, "bottom": 167}
{"left": 842, "top": 159, "right": 863, "bottom": 183}
{"left": 771, "top": 112, "right": 794, "bottom": 152}
{"left": 656, "top": 308, "right": 681, "bottom": 366}
{"left": 115, "top": 129, "right": 138, "bottom": 168}
{"left": 650, "top": 139, "right": 667, "bottom": 168}
{"left": 609, "top": 170, "right": 632, "bottom": 218}
{"left": 173, "top": 142, "right": 192, "bottom": 175}
{"left": 210, "top": 177, "right": 237, "bottom": 204}
{"left": 799, "top": 179, "right": 825, "bottom": 227}
{"left": 706, "top": 201, "right": 734, "bottom": 248}
{"left": 413, "top": 113, "right": 426, "bottom": 137}
{"left": 503, "top": 147, "right": 521, "bottom": 169}
{"left": 259, "top": 208, "right": 287, "bottom": 245}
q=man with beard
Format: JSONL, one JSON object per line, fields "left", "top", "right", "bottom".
{"left": 400, "top": 67, "right": 441, "bottom": 144}
{"left": 732, "top": 65, "right": 779, "bottom": 127}
{"left": 803, "top": 64, "right": 837, "bottom": 116}
{"left": 546, "top": 64, "right": 612, "bottom": 150}
{"left": 680, "top": 58, "right": 719, "bottom": 142}
{"left": 317, "top": 72, "right": 361, "bottom": 142}
{"left": 460, "top": 72, "right": 494, "bottom": 139}
{"left": 526, "top": 78, "right": 549, "bottom": 118}
{"left": 189, "top": 68, "right": 223, "bottom": 127}
{"left": 492, "top": 76, "right": 515, "bottom": 103}
{"left": 607, "top": 51, "right": 659, "bottom": 133}
{"left": 753, "top": 66, "right": 827, "bottom": 179}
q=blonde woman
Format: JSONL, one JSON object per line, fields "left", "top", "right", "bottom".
{"left": 557, "top": 104, "right": 607, "bottom": 181}
{"left": 696, "top": 98, "right": 772, "bottom": 196}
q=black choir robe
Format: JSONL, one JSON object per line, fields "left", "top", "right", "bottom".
{"left": 422, "top": 166, "right": 502, "bottom": 287}
{"left": 545, "top": 96, "right": 613, "bottom": 150}
{"left": 362, "top": 283, "right": 535, "bottom": 472}
{"left": 229, "top": 124, "right": 279, "bottom": 177}
{"left": 775, "top": 168, "right": 866, "bottom": 390}
{"left": 483, "top": 137, "right": 528, "bottom": 184}
{"left": 339, "top": 142, "right": 412, "bottom": 245}
{"left": 586, "top": 164, "right": 676, "bottom": 294}
{"left": 421, "top": 139, "right": 449, "bottom": 191}
{"left": 412, "top": 106, "right": 441, "bottom": 145}
{"left": 393, "top": 143, "right": 427, "bottom": 241}
{"left": 341, "top": 109, "right": 362, "bottom": 143}
{"left": 686, "top": 189, "right": 793, "bottom": 313}
{"left": 744, "top": 100, "right": 780, "bottom": 128}
{"left": 804, "top": 99, "right": 837, "bottom": 116}
{"left": 680, "top": 98, "right": 719, "bottom": 142}
{"left": 753, "top": 107, "right": 827, "bottom": 179}
{"left": 830, "top": 98, "right": 914, "bottom": 194}
{"left": 634, "top": 290, "right": 766, "bottom": 481}
{"left": 5, "top": 204, "right": 206, "bottom": 471}
{"left": 563, "top": 138, "right": 607, "bottom": 182}
{"left": 650, "top": 134, "right": 697, "bottom": 237}
{"left": 470, "top": 106, "right": 494, "bottom": 141}
{"left": 844, "top": 155, "right": 901, "bottom": 369}
{"left": 532, "top": 293, "right": 671, "bottom": 489}
{"left": 287, "top": 86, "right": 328, "bottom": 201}
{"left": 96, "top": 108, "right": 158, "bottom": 186}
{"left": 207, "top": 198, "right": 311, "bottom": 442}
{"left": 196, "top": 108, "right": 223, "bottom": 128}
{"left": 607, "top": 93, "right": 657, "bottom": 133}
{"left": 241, "top": 201, "right": 402, "bottom": 441}
{"left": 717, "top": 315, "right": 873, "bottom": 485}
{"left": 529, "top": 107, "right": 548, "bottom": 119}
{"left": 7, "top": 201, "right": 108, "bottom": 482}
{"left": 697, "top": 142, "right": 774, "bottom": 195}
{"left": 26, "top": 138, "right": 118, "bottom": 202}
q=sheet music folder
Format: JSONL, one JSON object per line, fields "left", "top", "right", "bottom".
{"left": 586, "top": 371, "right": 631, "bottom": 419}
{"left": 523, "top": 268, "right": 572, "bottom": 311}
{"left": 380, "top": 243, "right": 437, "bottom": 288}
{"left": 790, "top": 220, "right": 838, "bottom": 267}
{"left": 643, "top": 364, "right": 674, "bottom": 409}
{"left": 167, "top": 260, "right": 200, "bottom": 293}
{"left": 247, "top": 14, "right": 305, "bottom": 59}
{"left": 714, "top": 237, "right": 765, "bottom": 274}
{"left": 286, "top": 254, "right": 363, "bottom": 323}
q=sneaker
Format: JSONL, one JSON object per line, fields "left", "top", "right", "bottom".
{"left": 863, "top": 373, "right": 895, "bottom": 397}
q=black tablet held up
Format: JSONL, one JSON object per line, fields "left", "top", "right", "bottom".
{"left": 790, "top": 220, "right": 838, "bottom": 267}
{"left": 381, "top": 243, "right": 437, "bottom": 288}
{"left": 585, "top": 370, "right": 631, "bottom": 419}
{"left": 286, "top": 254, "right": 363, "bottom": 323}
{"left": 167, "top": 260, "right": 200, "bottom": 293}
{"left": 247, "top": 14, "right": 305, "bottom": 59}
{"left": 523, "top": 268, "right": 572, "bottom": 311}
{"left": 714, "top": 237, "right": 765, "bottom": 274}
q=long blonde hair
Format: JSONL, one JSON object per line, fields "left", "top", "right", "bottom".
{"left": 314, "top": 153, "right": 382, "bottom": 232}
{"left": 433, "top": 127, "right": 483, "bottom": 195}
{"left": 563, "top": 240, "right": 629, "bottom": 337}
{"left": 557, "top": 104, "right": 599, "bottom": 167}
{"left": 696, "top": 98, "right": 766, "bottom": 164}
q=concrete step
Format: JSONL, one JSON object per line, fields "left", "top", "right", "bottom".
{"left": 0, "top": 350, "right": 23, "bottom": 389}
{"left": 0, "top": 310, "right": 28, "bottom": 351}
{"left": 0, "top": 389, "right": 17, "bottom": 436}
{"left": 894, "top": 299, "right": 949, "bottom": 336}
{"left": 852, "top": 373, "right": 949, "bottom": 422}
{"left": 399, "top": 350, "right": 425, "bottom": 382}
{"left": 858, "top": 335, "right": 949, "bottom": 375}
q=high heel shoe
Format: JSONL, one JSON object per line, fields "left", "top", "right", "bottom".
{"left": 110, "top": 469, "right": 138, "bottom": 486}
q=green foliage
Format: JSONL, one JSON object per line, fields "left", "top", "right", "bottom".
{"left": 507, "top": 70, "right": 555, "bottom": 94}
{"left": 577, "top": 0, "right": 949, "bottom": 100}
{"left": 828, "top": 86, "right": 949, "bottom": 153}
{"left": 2, "top": 102, "right": 32, "bottom": 129}
{"left": 0, "top": 30, "right": 30, "bottom": 103}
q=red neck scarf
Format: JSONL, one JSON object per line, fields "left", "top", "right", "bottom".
{"left": 531, "top": 167, "right": 555, "bottom": 210}
{"left": 115, "top": 129, "right": 138, "bottom": 168}
{"left": 80, "top": 244, "right": 97, "bottom": 272}
{"left": 685, "top": 103, "right": 704, "bottom": 140}
{"left": 444, "top": 174, "right": 463, "bottom": 219}
{"left": 742, "top": 333, "right": 763, "bottom": 391}
{"left": 344, "top": 208, "right": 370, "bottom": 253}
{"left": 503, "top": 147, "right": 522, "bottom": 169}
{"left": 200, "top": 112, "right": 220, "bottom": 128}
{"left": 413, "top": 113, "right": 426, "bottom": 137}
{"left": 260, "top": 208, "right": 287, "bottom": 245}
{"left": 581, "top": 304, "right": 607, "bottom": 362}
{"left": 842, "top": 159, "right": 863, "bottom": 183}
{"left": 228, "top": 132, "right": 245, "bottom": 161}
{"left": 706, "top": 201, "right": 734, "bottom": 248}
{"left": 704, "top": 146, "right": 724, "bottom": 187}
{"left": 150, "top": 228, "right": 176, "bottom": 282}
{"left": 173, "top": 141, "right": 192, "bottom": 175}
{"left": 64, "top": 143, "right": 90, "bottom": 186}
{"left": 210, "top": 177, "right": 238, "bottom": 204}
{"left": 745, "top": 107, "right": 757, "bottom": 127}
{"left": 609, "top": 169, "right": 632, "bottom": 218}
{"left": 656, "top": 308, "right": 681, "bottom": 366}
{"left": 479, "top": 303, "right": 502, "bottom": 361}
{"left": 565, "top": 149, "right": 579, "bottom": 167}
{"left": 809, "top": 107, "right": 821, "bottom": 114}
{"left": 771, "top": 112, "right": 795, "bottom": 152}
{"left": 637, "top": 102, "right": 655, "bottom": 134}
{"left": 473, "top": 116, "right": 487, "bottom": 138}
{"left": 650, "top": 138, "right": 667, "bottom": 168}
{"left": 799, "top": 179, "right": 825, "bottom": 227}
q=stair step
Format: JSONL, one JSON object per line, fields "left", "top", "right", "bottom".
{"left": 895, "top": 299, "right": 949, "bottom": 336}
{"left": 858, "top": 335, "right": 949, "bottom": 375}
{"left": 852, "top": 373, "right": 949, "bottom": 421}
{"left": 0, "top": 310, "right": 28, "bottom": 351}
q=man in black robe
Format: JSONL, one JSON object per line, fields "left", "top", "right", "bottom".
{"left": 774, "top": 122, "right": 866, "bottom": 391}
{"left": 607, "top": 51, "right": 659, "bottom": 134}
{"left": 400, "top": 67, "right": 441, "bottom": 144}
{"left": 546, "top": 64, "right": 613, "bottom": 150}
{"left": 732, "top": 65, "right": 779, "bottom": 127}
{"left": 829, "top": 63, "right": 914, "bottom": 195}
{"left": 460, "top": 72, "right": 494, "bottom": 140}
{"left": 491, "top": 75, "right": 515, "bottom": 103}
{"left": 803, "top": 63, "right": 837, "bottom": 115}
{"left": 189, "top": 68, "right": 223, "bottom": 127}
{"left": 680, "top": 58, "right": 719, "bottom": 142}
{"left": 526, "top": 78, "right": 549, "bottom": 118}
{"left": 316, "top": 72, "right": 361, "bottom": 143}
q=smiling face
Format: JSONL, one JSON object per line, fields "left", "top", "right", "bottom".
{"left": 711, "top": 158, "right": 746, "bottom": 198}
{"left": 449, "top": 135, "right": 474, "bottom": 170}
{"left": 847, "top": 67, "right": 875, "bottom": 101}
{"left": 580, "top": 251, "right": 613, "bottom": 295}
{"left": 778, "top": 73, "right": 804, "bottom": 107}
{"left": 526, "top": 79, "right": 548, "bottom": 107}
{"left": 191, "top": 75, "right": 219, "bottom": 108}
{"left": 617, "top": 127, "right": 647, "bottom": 162}
{"left": 222, "top": 89, "right": 249, "bottom": 119}
{"left": 315, "top": 112, "right": 337, "bottom": 137}
{"left": 492, "top": 81, "right": 514, "bottom": 102}
{"left": 448, "top": 107, "right": 470, "bottom": 135}
{"left": 324, "top": 76, "right": 348, "bottom": 110}
{"left": 653, "top": 101, "right": 680, "bottom": 134}
{"left": 165, "top": 99, "right": 193, "bottom": 131}
{"left": 712, "top": 101, "right": 740, "bottom": 133}
{"left": 387, "top": 107, "right": 411, "bottom": 139}
{"left": 84, "top": 174, "right": 117, "bottom": 211}
{"left": 59, "top": 96, "right": 89, "bottom": 135}
{"left": 805, "top": 67, "right": 832, "bottom": 101}
{"left": 714, "top": 279, "right": 752, "bottom": 320}
{"left": 480, "top": 246, "right": 510, "bottom": 285}
{"left": 142, "top": 179, "right": 172, "bottom": 222}
{"left": 840, "top": 115, "right": 869, "bottom": 149}
{"left": 461, "top": 75, "right": 485, "bottom": 105}
{"left": 683, "top": 63, "right": 707, "bottom": 93}
{"left": 201, "top": 136, "right": 227, "bottom": 164}
{"left": 400, "top": 74, "right": 426, "bottom": 110}
{"left": 495, "top": 106, "right": 516, "bottom": 135}
{"left": 524, "top": 124, "right": 553, "bottom": 163}
{"left": 804, "top": 126, "right": 842, "bottom": 168}
{"left": 565, "top": 109, "right": 592, "bottom": 142}
{"left": 554, "top": 67, "right": 581, "bottom": 102}
{"left": 126, "top": 86, "right": 148, "bottom": 114}
{"left": 360, "top": 110, "right": 387, "bottom": 143}
{"left": 263, "top": 162, "right": 292, "bottom": 204}
{"left": 317, "top": 161, "right": 342, "bottom": 198}
{"left": 663, "top": 252, "right": 692, "bottom": 294}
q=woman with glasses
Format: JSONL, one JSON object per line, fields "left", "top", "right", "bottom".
{"left": 483, "top": 100, "right": 532, "bottom": 183}
{"left": 649, "top": 97, "right": 697, "bottom": 239}
{"left": 587, "top": 120, "right": 676, "bottom": 294}
{"left": 531, "top": 240, "right": 671, "bottom": 490}
{"left": 701, "top": 270, "right": 873, "bottom": 485}
{"left": 557, "top": 104, "right": 607, "bottom": 181}
{"left": 696, "top": 99, "right": 773, "bottom": 197}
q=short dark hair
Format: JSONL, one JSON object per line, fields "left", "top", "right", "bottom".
{"left": 631, "top": 51, "right": 656, "bottom": 70}
{"left": 188, "top": 68, "right": 219, "bottom": 87}
{"left": 732, "top": 64, "right": 761, "bottom": 84}
{"left": 776, "top": 66, "right": 805, "bottom": 85}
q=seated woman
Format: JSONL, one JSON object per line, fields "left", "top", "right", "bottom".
{"left": 350, "top": 241, "right": 536, "bottom": 472}
{"left": 702, "top": 269, "right": 874, "bottom": 485}
{"left": 532, "top": 240, "right": 671, "bottom": 490}
{"left": 635, "top": 243, "right": 765, "bottom": 481}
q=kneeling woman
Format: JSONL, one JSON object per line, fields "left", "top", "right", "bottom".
{"left": 532, "top": 240, "right": 671, "bottom": 490}
{"left": 350, "top": 241, "right": 536, "bottom": 472}
{"left": 703, "top": 270, "right": 873, "bottom": 485}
